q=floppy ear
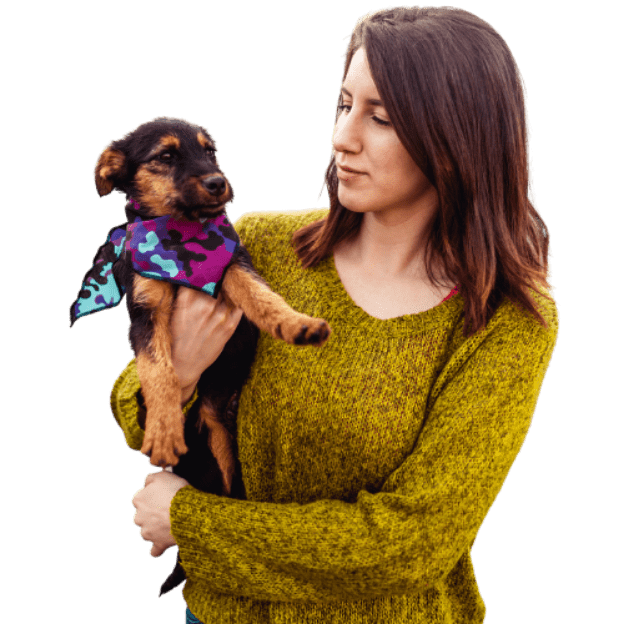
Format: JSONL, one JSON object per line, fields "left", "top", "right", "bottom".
{"left": 95, "top": 147, "right": 127, "bottom": 196}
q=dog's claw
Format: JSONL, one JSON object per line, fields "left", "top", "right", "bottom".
{"left": 308, "top": 330, "right": 320, "bottom": 344}
{"left": 294, "top": 325, "right": 309, "bottom": 345}
{"left": 173, "top": 444, "right": 187, "bottom": 459}
{"left": 271, "top": 315, "right": 330, "bottom": 346}
{"left": 142, "top": 430, "right": 186, "bottom": 467}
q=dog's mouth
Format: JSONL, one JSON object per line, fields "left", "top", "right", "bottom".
{"left": 192, "top": 186, "right": 232, "bottom": 217}
{"left": 181, "top": 203, "right": 226, "bottom": 221}
{"left": 200, "top": 202, "right": 226, "bottom": 216}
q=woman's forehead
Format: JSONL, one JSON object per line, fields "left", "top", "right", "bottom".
{"left": 343, "top": 48, "right": 383, "bottom": 102}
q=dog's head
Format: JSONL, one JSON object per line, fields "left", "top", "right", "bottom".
{"left": 95, "top": 117, "right": 233, "bottom": 220}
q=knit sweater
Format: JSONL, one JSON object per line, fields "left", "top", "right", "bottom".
{"left": 111, "top": 208, "right": 558, "bottom": 624}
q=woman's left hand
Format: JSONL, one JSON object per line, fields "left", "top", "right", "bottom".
{"left": 132, "top": 470, "right": 190, "bottom": 557}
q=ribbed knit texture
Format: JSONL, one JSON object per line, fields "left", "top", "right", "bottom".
{"left": 111, "top": 208, "right": 558, "bottom": 624}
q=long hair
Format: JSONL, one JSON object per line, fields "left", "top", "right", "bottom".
{"left": 292, "top": 6, "right": 554, "bottom": 338}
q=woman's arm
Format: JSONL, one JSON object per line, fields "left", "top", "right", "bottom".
{"left": 169, "top": 301, "right": 558, "bottom": 603}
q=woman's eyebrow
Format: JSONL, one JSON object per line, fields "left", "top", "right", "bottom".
{"left": 340, "top": 86, "right": 384, "bottom": 107}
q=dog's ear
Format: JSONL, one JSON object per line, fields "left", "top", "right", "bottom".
{"left": 95, "top": 147, "right": 127, "bottom": 196}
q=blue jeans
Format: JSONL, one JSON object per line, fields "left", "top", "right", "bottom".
{"left": 186, "top": 607, "right": 203, "bottom": 624}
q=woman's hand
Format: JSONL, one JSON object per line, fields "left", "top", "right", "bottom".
{"left": 132, "top": 470, "right": 190, "bottom": 557}
{"left": 170, "top": 287, "right": 244, "bottom": 403}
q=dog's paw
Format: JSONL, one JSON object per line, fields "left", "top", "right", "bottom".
{"left": 141, "top": 418, "right": 188, "bottom": 468}
{"left": 275, "top": 314, "right": 331, "bottom": 346}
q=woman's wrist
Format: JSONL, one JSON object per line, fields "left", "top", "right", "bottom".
{"left": 173, "top": 359, "right": 199, "bottom": 405}
{"left": 180, "top": 384, "right": 197, "bottom": 406}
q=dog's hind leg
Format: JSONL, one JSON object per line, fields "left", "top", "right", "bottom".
{"left": 197, "top": 397, "right": 236, "bottom": 496}
{"left": 133, "top": 276, "right": 188, "bottom": 467}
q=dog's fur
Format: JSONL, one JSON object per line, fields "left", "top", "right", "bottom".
{"left": 93, "top": 117, "right": 330, "bottom": 593}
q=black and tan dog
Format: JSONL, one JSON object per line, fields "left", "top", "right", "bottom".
{"left": 71, "top": 117, "right": 330, "bottom": 594}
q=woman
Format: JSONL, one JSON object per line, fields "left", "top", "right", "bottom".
{"left": 125, "top": 6, "right": 558, "bottom": 623}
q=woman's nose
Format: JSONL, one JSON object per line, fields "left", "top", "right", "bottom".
{"left": 333, "top": 111, "right": 362, "bottom": 154}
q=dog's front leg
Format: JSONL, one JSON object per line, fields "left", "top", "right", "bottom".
{"left": 222, "top": 260, "right": 331, "bottom": 346}
{"left": 133, "top": 276, "right": 188, "bottom": 467}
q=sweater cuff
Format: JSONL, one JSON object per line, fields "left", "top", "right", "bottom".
{"left": 169, "top": 486, "right": 222, "bottom": 583}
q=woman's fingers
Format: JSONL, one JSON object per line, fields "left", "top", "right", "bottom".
{"left": 170, "top": 287, "right": 244, "bottom": 389}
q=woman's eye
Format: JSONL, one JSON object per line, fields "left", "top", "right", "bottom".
{"left": 372, "top": 116, "right": 391, "bottom": 127}
{"left": 338, "top": 104, "right": 391, "bottom": 127}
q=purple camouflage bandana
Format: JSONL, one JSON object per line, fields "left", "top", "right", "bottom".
{"left": 70, "top": 200, "right": 240, "bottom": 325}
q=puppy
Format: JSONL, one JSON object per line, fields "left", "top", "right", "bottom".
{"left": 70, "top": 117, "right": 331, "bottom": 594}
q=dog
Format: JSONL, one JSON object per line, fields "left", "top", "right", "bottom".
{"left": 70, "top": 117, "right": 331, "bottom": 594}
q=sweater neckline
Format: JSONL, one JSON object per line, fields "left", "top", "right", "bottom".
{"left": 319, "top": 253, "right": 462, "bottom": 333}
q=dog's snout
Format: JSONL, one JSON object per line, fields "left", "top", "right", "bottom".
{"left": 202, "top": 175, "right": 227, "bottom": 197}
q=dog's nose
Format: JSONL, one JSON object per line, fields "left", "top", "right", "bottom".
{"left": 202, "top": 176, "right": 227, "bottom": 197}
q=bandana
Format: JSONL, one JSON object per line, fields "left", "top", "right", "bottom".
{"left": 70, "top": 200, "right": 240, "bottom": 326}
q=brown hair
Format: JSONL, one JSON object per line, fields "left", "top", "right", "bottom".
{"left": 292, "top": 6, "right": 554, "bottom": 338}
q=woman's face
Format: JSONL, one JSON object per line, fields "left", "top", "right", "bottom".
{"left": 332, "top": 47, "right": 437, "bottom": 220}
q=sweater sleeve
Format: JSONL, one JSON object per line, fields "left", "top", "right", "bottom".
{"left": 169, "top": 300, "right": 559, "bottom": 603}
{"left": 109, "top": 213, "right": 259, "bottom": 449}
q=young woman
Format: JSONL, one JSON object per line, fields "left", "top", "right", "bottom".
{"left": 125, "top": 7, "right": 558, "bottom": 623}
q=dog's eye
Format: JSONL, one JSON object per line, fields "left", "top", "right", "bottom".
{"left": 159, "top": 152, "right": 173, "bottom": 162}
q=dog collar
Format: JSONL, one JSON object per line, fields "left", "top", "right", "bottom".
{"left": 70, "top": 200, "right": 240, "bottom": 325}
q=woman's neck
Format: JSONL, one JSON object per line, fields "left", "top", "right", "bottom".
{"left": 339, "top": 209, "right": 444, "bottom": 284}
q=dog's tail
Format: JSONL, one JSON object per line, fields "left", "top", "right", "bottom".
{"left": 158, "top": 552, "right": 186, "bottom": 598}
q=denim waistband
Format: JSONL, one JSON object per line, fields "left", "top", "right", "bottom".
{"left": 186, "top": 607, "right": 203, "bottom": 624}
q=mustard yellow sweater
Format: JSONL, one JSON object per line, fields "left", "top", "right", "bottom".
{"left": 111, "top": 208, "right": 558, "bottom": 623}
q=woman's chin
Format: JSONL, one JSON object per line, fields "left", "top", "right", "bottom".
{"left": 337, "top": 188, "right": 369, "bottom": 213}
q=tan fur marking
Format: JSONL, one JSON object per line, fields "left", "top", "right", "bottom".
{"left": 133, "top": 275, "right": 174, "bottom": 310}
{"left": 222, "top": 263, "right": 331, "bottom": 345}
{"left": 196, "top": 132, "right": 214, "bottom": 150}
{"left": 160, "top": 135, "right": 181, "bottom": 150}
{"left": 134, "top": 275, "right": 187, "bottom": 466}
{"left": 134, "top": 164, "right": 180, "bottom": 217}
{"left": 199, "top": 399, "right": 235, "bottom": 495}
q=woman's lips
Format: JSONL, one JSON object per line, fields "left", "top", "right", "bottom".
{"left": 337, "top": 165, "right": 366, "bottom": 180}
